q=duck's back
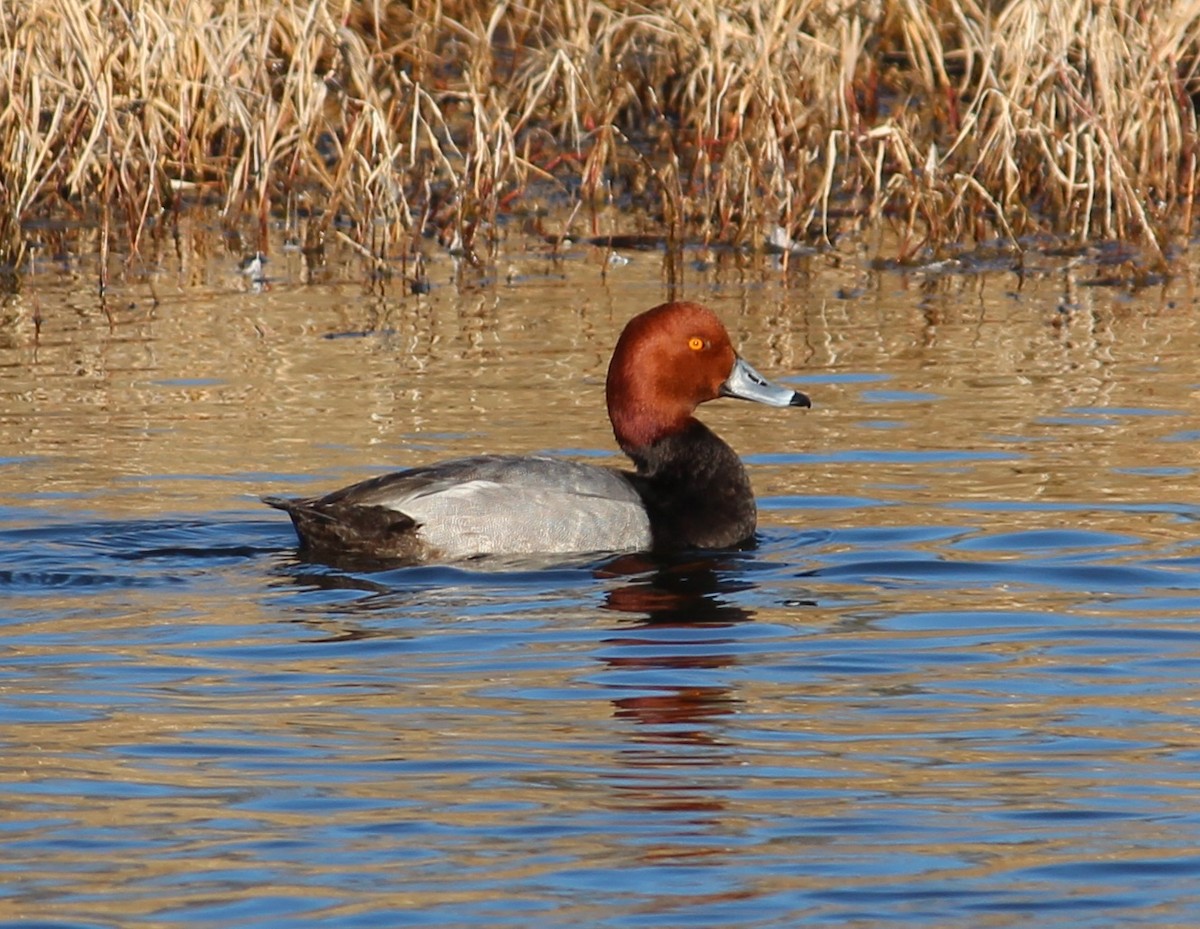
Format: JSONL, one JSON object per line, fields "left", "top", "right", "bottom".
{"left": 263, "top": 455, "right": 652, "bottom": 562}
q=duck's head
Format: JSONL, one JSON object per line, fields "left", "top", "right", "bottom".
{"left": 605, "top": 301, "right": 810, "bottom": 454}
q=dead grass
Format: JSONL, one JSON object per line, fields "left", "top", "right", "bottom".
{"left": 2, "top": 0, "right": 1198, "bottom": 277}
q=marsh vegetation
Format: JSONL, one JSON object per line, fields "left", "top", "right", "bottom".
{"left": 3, "top": 0, "right": 1199, "bottom": 281}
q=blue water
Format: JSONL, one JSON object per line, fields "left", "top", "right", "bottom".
{"left": 3, "top": 489, "right": 1200, "bottom": 927}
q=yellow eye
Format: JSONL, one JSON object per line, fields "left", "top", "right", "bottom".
{"left": 688, "top": 336, "right": 705, "bottom": 351}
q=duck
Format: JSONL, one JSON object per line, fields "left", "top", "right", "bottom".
{"left": 263, "top": 300, "right": 811, "bottom": 562}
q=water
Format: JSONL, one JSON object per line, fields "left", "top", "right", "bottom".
{"left": 3, "top": 233, "right": 1200, "bottom": 927}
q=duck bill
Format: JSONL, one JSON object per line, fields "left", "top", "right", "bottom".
{"left": 720, "top": 357, "right": 811, "bottom": 408}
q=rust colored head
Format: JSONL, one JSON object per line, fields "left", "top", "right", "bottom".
{"left": 605, "top": 301, "right": 808, "bottom": 454}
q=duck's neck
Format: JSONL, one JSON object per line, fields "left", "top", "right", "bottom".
{"left": 625, "top": 419, "right": 757, "bottom": 550}
{"left": 611, "top": 402, "right": 689, "bottom": 457}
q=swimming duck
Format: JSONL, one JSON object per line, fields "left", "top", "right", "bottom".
{"left": 263, "top": 301, "right": 810, "bottom": 562}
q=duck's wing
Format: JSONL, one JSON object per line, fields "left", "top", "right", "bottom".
{"left": 264, "top": 455, "right": 652, "bottom": 561}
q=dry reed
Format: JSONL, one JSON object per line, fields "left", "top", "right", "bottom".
{"left": 2, "top": 0, "right": 1198, "bottom": 279}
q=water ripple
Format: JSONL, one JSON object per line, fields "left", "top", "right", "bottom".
{"left": 2, "top": 499, "right": 1200, "bottom": 927}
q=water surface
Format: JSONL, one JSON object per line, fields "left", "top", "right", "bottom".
{"left": 3, "top": 233, "right": 1200, "bottom": 927}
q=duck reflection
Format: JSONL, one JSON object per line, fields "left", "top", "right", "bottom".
{"left": 594, "top": 553, "right": 752, "bottom": 737}
{"left": 591, "top": 553, "right": 762, "bottom": 816}
{"left": 272, "top": 548, "right": 798, "bottom": 821}
{"left": 597, "top": 551, "right": 756, "bottom": 625}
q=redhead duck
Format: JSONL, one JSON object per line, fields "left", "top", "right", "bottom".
{"left": 263, "top": 301, "right": 810, "bottom": 562}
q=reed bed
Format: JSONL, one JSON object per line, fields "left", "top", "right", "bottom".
{"left": 2, "top": 0, "right": 1199, "bottom": 278}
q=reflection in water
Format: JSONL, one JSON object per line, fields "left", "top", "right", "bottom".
{"left": 598, "top": 551, "right": 757, "bottom": 624}
{"left": 599, "top": 555, "right": 748, "bottom": 750}
{"left": 593, "top": 556, "right": 754, "bottom": 820}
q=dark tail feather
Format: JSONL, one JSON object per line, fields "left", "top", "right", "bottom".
{"left": 261, "top": 494, "right": 299, "bottom": 513}
{"left": 262, "top": 494, "right": 421, "bottom": 560}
